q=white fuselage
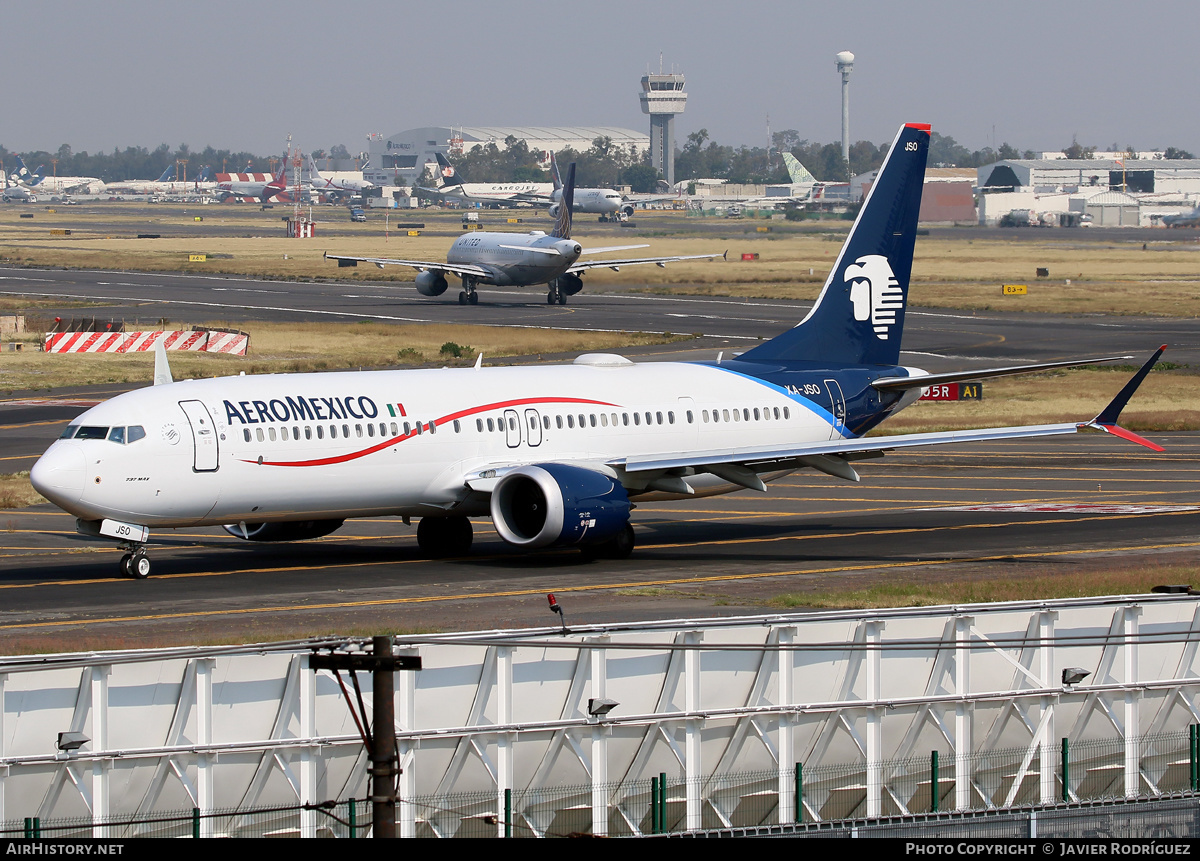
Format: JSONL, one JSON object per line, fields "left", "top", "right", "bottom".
{"left": 105, "top": 179, "right": 217, "bottom": 196}
{"left": 310, "top": 172, "right": 374, "bottom": 193}
{"left": 31, "top": 360, "right": 837, "bottom": 529}
{"left": 27, "top": 175, "right": 105, "bottom": 195}
{"left": 553, "top": 187, "right": 622, "bottom": 214}
{"left": 445, "top": 230, "right": 582, "bottom": 285}
{"left": 447, "top": 182, "right": 551, "bottom": 202}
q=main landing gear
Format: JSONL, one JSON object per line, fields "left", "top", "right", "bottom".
{"left": 580, "top": 524, "right": 636, "bottom": 561}
{"left": 458, "top": 276, "right": 479, "bottom": 305}
{"left": 417, "top": 516, "right": 473, "bottom": 558}
{"left": 546, "top": 283, "right": 568, "bottom": 305}
{"left": 118, "top": 543, "right": 152, "bottom": 578}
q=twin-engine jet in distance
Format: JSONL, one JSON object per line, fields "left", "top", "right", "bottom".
{"left": 416, "top": 152, "right": 551, "bottom": 206}
{"left": 31, "top": 123, "right": 1165, "bottom": 579}
{"left": 326, "top": 162, "right": 725, "bottom": 305}
{"left": 307, "top": 154, "right": 374, "bottom": 198}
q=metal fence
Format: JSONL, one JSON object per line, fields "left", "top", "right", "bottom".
{"left": 5, "top": 728, "right": 1199, "bottom": 837}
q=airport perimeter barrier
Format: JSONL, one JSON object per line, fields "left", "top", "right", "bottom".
{"left": 6, "top": 730, "right": 1197, "bottom": 838}
{"left": 43, "top": 327, "right": 249, "bottom": 356}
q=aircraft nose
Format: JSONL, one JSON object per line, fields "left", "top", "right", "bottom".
{"left": 30, "top": 443, "right": 86, "bottom": 508}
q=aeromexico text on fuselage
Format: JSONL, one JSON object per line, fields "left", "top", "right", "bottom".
{"left": 224, "top": 395, "right": 381, "bottom": 425}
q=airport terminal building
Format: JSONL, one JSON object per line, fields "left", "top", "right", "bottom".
{"left": 364, "top": 126, "right": 649, "bottom": 188}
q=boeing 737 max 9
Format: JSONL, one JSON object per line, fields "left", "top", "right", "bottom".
{"left": 326, "top": 162, "right": 725, "bottom": 305}
{"left": 30, "top": 124, "right": 1165, "bottom": 578}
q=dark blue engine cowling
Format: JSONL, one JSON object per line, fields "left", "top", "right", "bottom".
{"left": 222, "top": 519, "right": 345, "bottom": 541}
{"left": 490, "top": 464, "right": 630, "bottom": 549}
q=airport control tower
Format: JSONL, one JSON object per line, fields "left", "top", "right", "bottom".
{"left": 640, "top": 69, "right": 687, "bottom": 186}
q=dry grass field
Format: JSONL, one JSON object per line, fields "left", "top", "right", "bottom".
{"left": 0, "top": 320, "right": 684, "bottom": 391}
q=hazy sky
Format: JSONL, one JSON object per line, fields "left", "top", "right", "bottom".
{"left": 4, "top": 1, "right": 1197, "bottom": 159}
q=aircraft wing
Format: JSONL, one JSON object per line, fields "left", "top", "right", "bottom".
{"left": 566, "top": 250, "right": 726, "bottom": 274}
{"left": 612, "top": 346, "right": 1166, "bottom": 483}
{"left": 322, "top": 252, "right": 491, "bottom": 279}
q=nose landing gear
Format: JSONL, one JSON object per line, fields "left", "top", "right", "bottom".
{"left": 118, "top": 544, "right": 152, "bottom": 578}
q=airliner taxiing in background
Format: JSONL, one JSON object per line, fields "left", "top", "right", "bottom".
{"left": 326, "top": 162, "right": 725, "bottom": 304}
{"left": 31, "top": 124, "right": 1164, "bottom": 578}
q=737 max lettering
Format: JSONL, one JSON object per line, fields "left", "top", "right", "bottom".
{"left": 31, "top": 123, "right": 1164, "bottom": 578}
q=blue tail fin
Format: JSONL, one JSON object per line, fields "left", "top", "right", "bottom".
{"left": 551, "top": 162, "right": 575, "bottom": 239}
{"left": 157, "top": 165, "right": 175, "bottom": 182}
{"left": 739, "top": 123, "right": 931, "bottom": 367}
{"left": 550, "top": 151, "right": 563, "bottom": 191}
{"left": 434, "top": 152, "right": 462, "bottom": 187}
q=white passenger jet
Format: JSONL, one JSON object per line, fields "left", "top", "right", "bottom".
{"left": 14, "top": 156, "right": 105, "bottom": 196}
{"left": 326, "top": 162, "right": 725, "bottom": 305}
{"left": 307, "top": 154, "right": 374, "bottom": 198}
{"left": 30, "top": 123, "right": 1165, "bottom": 579}
{"left": 416, "top": 152, "right": 551, "bottom": 206}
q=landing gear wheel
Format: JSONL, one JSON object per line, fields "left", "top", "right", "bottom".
{"left": 458, "top": 291, "right": 468, "bottom": 305}
{"left": 417, "top": 516, "right": 473, "bottom": 558}
{"left": 580, "top": 524, "right": 635, "bottom": 560}
{"left": 557, "top": 292, "right": 567, "bottom": 305}
{"left": 119, "top": 553, "right": 133, "bottom": 577}
{"left": 547, "top": 290, "right": 556, "bottom": 305}
{"left": 129, "top": 551, "right": 151, "bottom": 579}
{"left": 468, "top": 291, "right": 478, "bottom": 305}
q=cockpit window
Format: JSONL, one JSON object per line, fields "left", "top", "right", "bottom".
{"left": 65, "top": 425, "right": 147, "bottom": 444}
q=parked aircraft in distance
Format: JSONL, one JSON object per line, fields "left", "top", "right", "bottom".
{"left": 1161, "top": 206, "right": 1200, "bottom": 228}
{"left": 105, "top": 166, "right": 216, "bottom": 197}
{"left": 416, "top": 152, "right": 550, "bottom": 206}
{"left": 307, "top": 154, "right": 374, "bottom": 198}
{"left": 215, "top": 162, "right": 288, "bottom": 202}
{"left": 326, "top": 162, "right": 724, "bottom": 305}
{"left": 14, "top": 156, "right": 105, "bottom": 195}
{"left": 1, "top": 176, "right": 35, "bottom": 202}
{"left": 782, "top": 152, "right": 818, "bottom": 185}
{"left": 30, "top": 124, "right": 1164, "bottom": 578}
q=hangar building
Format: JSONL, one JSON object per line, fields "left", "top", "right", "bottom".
{"left": 365, "top": 126, "right": 650, "bottom": 188}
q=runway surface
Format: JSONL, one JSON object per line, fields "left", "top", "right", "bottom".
{"left": 0, "top": 266, "right": 1195, "bottom": 650}
{"left": 0, "top": 434, "right": 1195, "bottom": 651}
{"left": 1, "top": 264, "right": 1194, "bottom": 365}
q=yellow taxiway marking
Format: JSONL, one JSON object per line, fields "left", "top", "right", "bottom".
{"left": 0, "top": 510, "right": 1195, "bottom": 591}
{"left": 3, "top": 540, "right": 1199, "bottom": 632}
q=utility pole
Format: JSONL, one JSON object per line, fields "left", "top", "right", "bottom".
{"left": 310, "top": 636, "right": 421, "bottom": 837}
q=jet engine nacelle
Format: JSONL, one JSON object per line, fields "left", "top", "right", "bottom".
{"left": 222, "top": 519, "right": 345, "bottom": 542}
{"left": 620, "top": 203, "right": 635, "bottom": 219}
{"left": 490, "top": 464, "right": 630, "bottom": 549}
{"left": 554, "top": 273, "right": 583, "bottom": 296}
{"left": 548, "top": 203, "right": 561, "bottom": 219}
{"left": 415, "top": 270, "right": 449, "bottom": 296}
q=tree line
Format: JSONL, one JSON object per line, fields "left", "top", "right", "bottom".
{"left": 0, "top": 142, "right": 356, "bottom": 181}
{"left": 3, "top": 132, "right": 1193, "bottom": 187}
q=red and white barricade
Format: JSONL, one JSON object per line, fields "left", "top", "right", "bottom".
{"left": 43, "top": 329, "right": 249, "bottom": 356}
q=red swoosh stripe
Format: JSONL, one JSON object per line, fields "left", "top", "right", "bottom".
{"left": 242, "top": 395, "right": 618, "bottom": 467}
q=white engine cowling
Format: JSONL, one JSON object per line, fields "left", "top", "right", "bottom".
{"left": 548, "top": 203, "right": 561, "bottom": 219}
